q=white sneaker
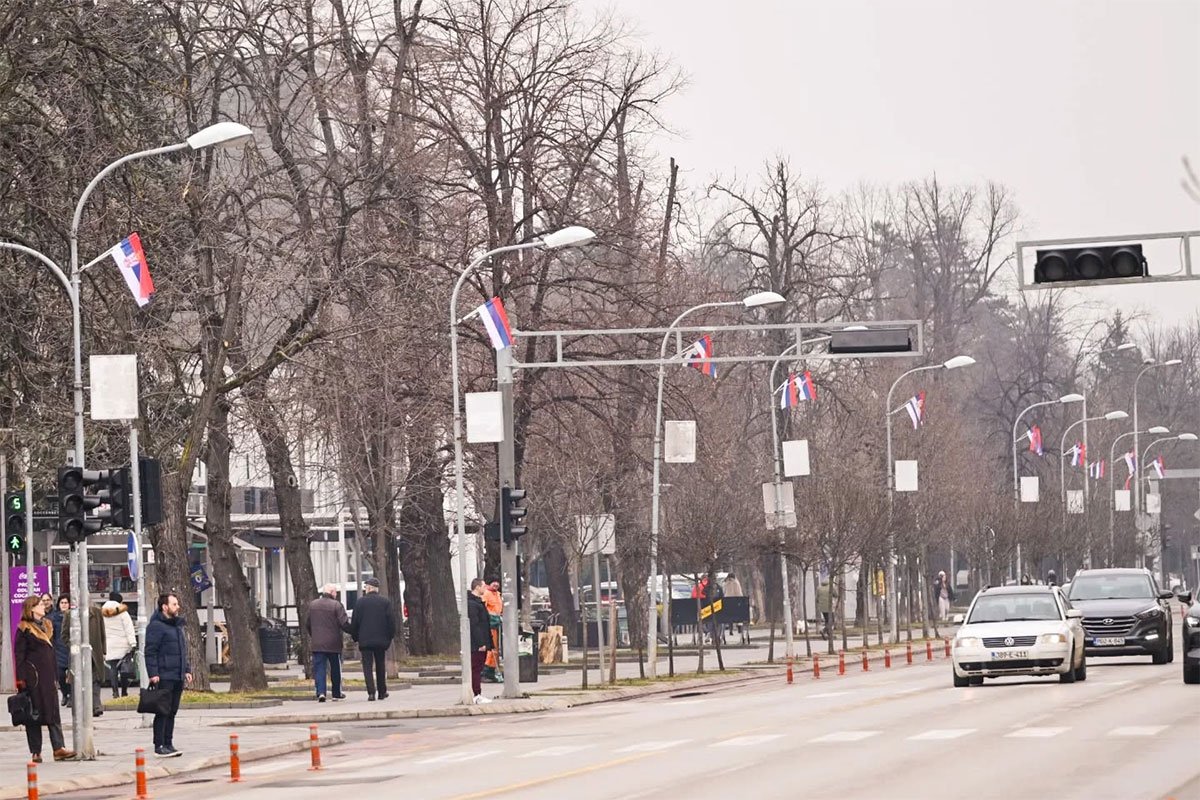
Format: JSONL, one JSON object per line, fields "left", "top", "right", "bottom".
{"left": 473, "top": 694, "right": 492, "bottom": 705}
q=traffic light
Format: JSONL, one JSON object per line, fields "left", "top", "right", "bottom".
{"left": 4, "top": 492, "right": 25, "bottom": 556}
{"left": 828, "top": 328, "right": 913, "bottom": 354}
{"left": 139, "top": 457, "right": 163, "bottom": 525}
{"left": 107, "top": 467, "right": 134, "bottom": 529}
{"left": 500, "top": 486, "right": 527, "bottom": 544}
{"left": 1033, "top": 244, "right": 1146, "bottom": 284}
{"left": 56, "top": 467, "right": 111, "bottom": 544}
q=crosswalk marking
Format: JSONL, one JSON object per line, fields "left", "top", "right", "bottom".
{"left": 712, "top": 734, "right": 785, "bottom": 748}
{"left": 518, "top": 745, "right": 592, "bottom": 758}
{"left": 1108, "top": 726, "right": 1167, "bottom": 737}
{"left": 1006, "top": 727, "right": 1069, "bottom": 739}
{"left": 809, "top": 730, "right": 880, "bottom": 743}
{"left": 807, "top": 691, "right": 852, "bottom": 699}
{"left": 418, "top": 749, "right": 502, "bottom": 764}
{"left": 907, "top": 728, "right": 975, "bottom": 741}
{"left": 616, "top": 739, "right": 690, "bottom": 753}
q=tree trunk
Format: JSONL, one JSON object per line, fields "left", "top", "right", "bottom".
{"left": 204, "top": 396, "right": 267, "bottom": 691}
{"left": 543, "top": 543, "right": 576, "bottom": 633}
{"left": 151, "top": 470, "right": 209, "bottom": 690}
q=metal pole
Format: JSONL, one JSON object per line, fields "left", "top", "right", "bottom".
{"left": 592, "top": 547, "right": 605, "bottom": 684}
{"left": 496, "top": 347, "right": 522, "bottom": 700}
{"left": 129, "top": 425, "right": 151, "bottom": 728}
{"left": 769, "top": 344, "right": 799, "bottom": 661}
{"left": 0, "top": 452, "right": 12, "bottom": 693}
{"left": 22, "top": 449, "right": 32, "bottom": 578}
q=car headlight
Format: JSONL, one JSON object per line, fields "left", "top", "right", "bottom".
{"left": 1037, "top": 633, "right": 1068, "bottom": 645}
{"left": 1135, "top": 606, "right": 1164, "bottom": 620}
{"left": 1186, "top": 616, "right": 1200, "bottom": 628}
{"left": 954, "top": 637, "right": 981, "bottom": 649}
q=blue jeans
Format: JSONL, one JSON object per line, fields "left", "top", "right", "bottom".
{"left": 313, "top": 652, "right": 342, "bottom": 698}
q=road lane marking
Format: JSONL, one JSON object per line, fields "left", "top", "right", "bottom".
{"left": 1108, "top": 725, "right": 1167, "bottom": 737}
{"left": 907, "top": 728, "right": 975, "bottom": 741}
{"left": 418, "top": 749, "right": 502, "bottom": 764}
{"left": 445, "top": 751, "right": 657, "bottom": 800}
{"left": 712, "top": 734, "right": 785, "bottom": 748}
{"left": 1006, "top": 727, "right": 1068, "bottom": 738}
{"left": 517, "top": 745, "right": 592, "bottom": 758}
{"left": 616, "top": 739, "right": 690, "bottom": 753}
{"left": 809, "top": 730, "right": 880, "bottom": 743}
{"left": 807, "top": 691, "right": 853, "bottom": 699}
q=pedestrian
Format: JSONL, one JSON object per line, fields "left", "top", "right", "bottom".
{"left": 933, "top": 571, "right": 955, "bottom": 622}
{"left": 47, "top": 594, "right": 71, "bottom": 706}
{"left": 1045, "top": 569, "right": 1058, "bottom": 587}
{"left": 1020, "top": 573, "right": 1033, "bottom": 586}
{"left": 144, "top": 592, "right": 192, "bottom": 758}
{"left": 349, "top": 577, "right": 395, "bottom": 702}
{"left": 63, "top": 598, "right": 107, "bottom": 717}
{"left": 306, "top": 583, "right": 350, "bottom": 702}
{"left": 817, "top": 576, "right": 835, "bottom": 639}
{"left": 467, "top": 578, "right": 492, "bottom": 704}
{"left": 722, "top": 572, "right": 745, "bottom": 642}
{"left": 102, "top": 592, "right": 138, "bottom": 698}
{"left": 15, "top": 596, "right": 75, "bottom": 763}
{"left": 482, "top": 580, "right": 503, "bottom": 682}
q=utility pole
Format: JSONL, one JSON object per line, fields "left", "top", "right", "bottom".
{"left": 496, "top": 347, "right": 522, "bottom": 700}
{"left": 0, "top": 449, "right": 12, "bottom": 693}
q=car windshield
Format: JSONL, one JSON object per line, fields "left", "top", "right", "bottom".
{"left": 966, "top": 593, "right": 1062, "bottom": 624}
{"left": 1068, "top": 575, "right": 1154, "bottom": 601}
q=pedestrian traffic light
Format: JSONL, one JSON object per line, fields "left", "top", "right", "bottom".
{"left": 107, "top": 467, "right": 134, "bottom": 529}
{"left": 500, "top": 486, "right": 527, "bottom": 544}
{"left": 139, "top": 457, "right": 164, "bottom": 525}
{"left": 56, "top": 466, "right": 112, "bottom": 544}
{"left": 1033, "top": 244, "right": 1147, "bottom": 284}
{"left": 4, "top": 492, "right": 24, "bottom": 555}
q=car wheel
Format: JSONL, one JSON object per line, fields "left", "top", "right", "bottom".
{"left": 1059, "top": 649, "right": 1077, "bottom": 683}
{"left": 1152, "top": 644, "right": 1169, "bottom": 665}
{"left": 1184, "top": 663, "right": 1200, "bottom": 685}
{"left": 1074, "top": 656, "right": 1087, "bottom": 682}
{"left": 1166, "top": 634, "right": 1174, "bottom": 663}
{"left": 968, "top": 676, "right": 984, "bottom": 686}
{"left": 953, "top": 671, "right": 969, "bottom": 688}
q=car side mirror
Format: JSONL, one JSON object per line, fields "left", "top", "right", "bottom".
{"left": 1157, "top": 591, "right": 1174, "bottom": 601}
{"left": 1066, "top": 609, "right": 1083, "bottom": 619}
{"left": 951, "top": 613, "right": 965, "bottom": 625}
{"left": 1178, "top": 592, "right": 1194, "bottom": 605}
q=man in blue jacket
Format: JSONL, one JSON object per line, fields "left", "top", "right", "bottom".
{"left": 144, "top": 592, "right": 192, "bottom": 758}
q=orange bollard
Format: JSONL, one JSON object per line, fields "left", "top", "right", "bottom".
{"left": 926, "top": 640, "right": 934, "bottom": 662}
{"left": 309, "top": 724, "right": 322, "bottom": 771}
{"left": 838, "top": 650, "right": 846, "bottom": 676}
{"left": 813, "top": 655, "right": 821, "bottom": 679}
{"left": 944, "top": 638, "right": 951, "bottom": 658}
{"left": 861, "top": 650, "right": 869, "bottom": 671}
{"left": 135, "top": 748, "right": 148, "bottom": 799}
{"left": 229, "top": 734, "right": 241, "bottom": 783}
{"left": 27, "top": 762, "right": 37, "bottom": 800}
{"left": 884, "top": 648, "right": 892, "bottom": 668}
{"left": 786, "top": 657, "right": 794, "bottom": 684}
{"left": 906, "top": 642, "right": 913, "bottom": 665}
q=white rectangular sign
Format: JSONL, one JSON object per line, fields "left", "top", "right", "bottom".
{"left": 89, "top": 354, "right": 139, "bottom": 420}
{"left": 782, "top": 439, "right": 810, "bottom": 477}
{"left": 762, "top": 481, "right": 796, "bottom": 529}
{"left": 465, "top": 391, "right": 504, "bottom": 443}
{"left": 1115, "top": 490, "right": 1131, "bottom": 512}
{"left": 1066, "top": 490, "right": 1084, "bottom": 515}
{"left": 664, "top": 420, "right": 697, "bottom": 463}
{"left": 1146, "top": 493, "right": 1161, "bottom": 514}
{"left": 1020, "top": 476, "right": 1039, "bottom": 503}
{"left": 895, "top": 460, "right": 918, "bottom": 492}
{"left": 576, "top": 515, "right": 616, "bottom": 556}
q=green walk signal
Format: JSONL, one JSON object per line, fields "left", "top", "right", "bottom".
{"left": 5, "top": 532, "right": 23, "bottom": 555}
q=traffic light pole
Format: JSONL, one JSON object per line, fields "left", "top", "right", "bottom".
{"left": 23, "top": 448, "right": 33, "bottom": 578}
{"left": 0, "top": 452, "right": 13, "bottom": 693}
{"left": 129, "top": 424, "right": 151, "bottom": 728}
{"left": 496, "top": 348, "right": 522, "bottom": 701}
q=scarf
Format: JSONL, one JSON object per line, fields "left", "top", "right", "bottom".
{"left": 18, "top": 618, "right": 54, "bottom": 647}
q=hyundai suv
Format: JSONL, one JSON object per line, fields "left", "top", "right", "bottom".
{"left": 1066, "top": 568, "right": 1174, "bottom": 663}
{"left": 1181, "top": 590, "right": 1199, "bottom": 684}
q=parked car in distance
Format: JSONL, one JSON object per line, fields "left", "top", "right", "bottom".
{"left": 1179, "top": 589, "right": 1199, "bottom": 684}
{"left": 1066, "top": 568, "right": 1174, "bottom": 664}
{"left": 951, "top": 585, "right": 1086, "bottom": 687}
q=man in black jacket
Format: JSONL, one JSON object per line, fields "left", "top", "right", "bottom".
{"left": 467, "top": 578, "right": 492, "bottom": 704}
{"left": 144, "top": 593, "right": 192, "bottom": 758}
{"left": 350, "top": 577, "right": 395, "bottom": 701}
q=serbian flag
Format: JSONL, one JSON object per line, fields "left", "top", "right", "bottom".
{"left": 688, "top": 335, "right": 716, "bottom": 378}
{"left": 474, "top": 297, "right": 514, "bottom": 350}
{"left": 1148, "top": 456, "right": 1165, "bottom": 480}
{"left": 1089, "top": 459, "right": 1105, "bottom": 480}
{"left": 904, "top": 391, "right": 926, "bottom": 430}
{"left": 779, "top": 371, "right": 817, "bottom": 409}
{"left": 1028, "top": 425, "right": 1044, "bottom": 456}
{"left": 1069, "top": 442, "right": 1086, "bottom": 468}
{"left": 1124, "top": 452, "right": 1136, "bottom": 489}
{"left": 109, "top": 233, "right": 155, "bottom": 307}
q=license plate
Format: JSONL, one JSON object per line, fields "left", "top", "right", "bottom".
{"left": 990, "top": 650, "right": 1030, "bottom": 660}
{"left": 1093, "top": 637, "right": 1125, "bottom": 646}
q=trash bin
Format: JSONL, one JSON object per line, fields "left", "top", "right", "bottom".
{"left": 259, "top": 618, "right": 289, "bottom": 665}
{"left": 518, "top": 629, "right": 538, "bottom": 682}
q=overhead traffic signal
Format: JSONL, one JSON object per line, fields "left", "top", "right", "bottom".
{"left": 4, "top": 492, "right": 25, "bottom": 556}
{"left": 56, "top": 467, "right": 117, "bottom": 544}
{"left": 500, "top": 486, "right": 527, "bottom": 544}
{"left": 1034, "top": 244, "right": 1147, "bottom": 284}
{"left": 107, "top": 467, "right": 134, "bottom": 529}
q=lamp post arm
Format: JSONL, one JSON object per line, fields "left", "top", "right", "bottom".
{"left": 1012, "top": 399, "right": 1060, "bottom": 500}
{"left": 70, "top": 143, "right": 191, "bottom": 248}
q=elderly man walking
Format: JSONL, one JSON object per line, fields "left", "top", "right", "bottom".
{"left": 306, "top": 584, "right": 350, "bottom": 702}
{"left": 350, "top": 577, "right": 395, "bottom": 701}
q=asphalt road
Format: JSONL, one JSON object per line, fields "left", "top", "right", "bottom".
{"left": 60, "top": 637, "right": 1198, "bottom": 800}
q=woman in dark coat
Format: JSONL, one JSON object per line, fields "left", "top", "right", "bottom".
{"left": 15, "top": 595, "right": 75, "bottom": 762}
{"left": 48, "top": 594, "right": 71, "bottom": 705}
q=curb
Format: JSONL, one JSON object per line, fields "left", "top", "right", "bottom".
{"left": 0, "top": 731, "right": 344, "bottom": 800}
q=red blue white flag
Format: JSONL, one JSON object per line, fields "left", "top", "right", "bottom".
{"left": 688, "top": 335, "right": 716, "bottom": 378}
{"left": 109, "top": 233, "right": 155, "bottom": 307}
{"left": 1124, "top": 451, "right": 1136, "bottom": 489}
{"left": 474, "top": 297, "right": 514, "bottom": 350}
{"left": 1069, "top": 442, "right": 1086, "bottom": 468}
{"left": 1148, "top": 456, "right": 1165, "bottom": 480}
{"left": 1028, "top": 425, "right": 1044, "bottom": 456}
{"left": 778, "top": 371, "right": 817, "bottom": 409}
{"left": 1089, "top": 459, "right": 1105, "bottom": 480}
{"left": 904, "top": 391, "right": 926, "bottom": 429}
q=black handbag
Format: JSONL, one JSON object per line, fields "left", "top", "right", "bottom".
{"left": 137, "top": 684, "right": 174, "bottom": 715}
{"left": 8, "top": 690, "right": 40, "bottom": 727}
{"left": 117, "top": 653, "right": 138, "bottom": 683}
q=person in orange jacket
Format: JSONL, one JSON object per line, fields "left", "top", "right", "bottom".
{"left": 482, "top": 580, "right": 503, "bottom": 682}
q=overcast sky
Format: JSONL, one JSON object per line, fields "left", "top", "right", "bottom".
{"left": 583, "top": 0, "right": 1200, "bottom": 323}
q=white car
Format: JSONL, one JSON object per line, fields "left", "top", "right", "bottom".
{"left": 951, "top": 585, "right": 1087, "bottom": 687}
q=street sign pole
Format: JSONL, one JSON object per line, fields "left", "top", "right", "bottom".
{"left": 129, "top": 423, "right": 151, "bottom": 726}
{"left": 0, "top": 451, "right": 13, "bottom": 692}
{"left": 22, "top": 448, "right": 32, "bottom": 580}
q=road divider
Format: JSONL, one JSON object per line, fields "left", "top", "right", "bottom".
{"left": 309, "top": 725, "right": 322, "bottom": 771}
{"left": 134, "top": 748, "right": 148, "bottom": 799}
{"left": 26, "top": 762, "right": 37, "bottom": 800}
{"left": 229, "top": 734, "right": 241, "bottom": 783}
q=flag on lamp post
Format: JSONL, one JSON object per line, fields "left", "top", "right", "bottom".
{"left": 903, "top": 391, "right": 926, "bottom": 429}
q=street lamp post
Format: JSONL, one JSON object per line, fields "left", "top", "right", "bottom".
{"left": 1133, "top": 359, "right": 1182, "bottom": 542}
{"left": 1140, "top": 433, "right": 1197, "bottom": 583}
{"left": 1109, "top": 427, "right": 1169, "bottom": 567}
{"left": 884, "top": 355, "right": 974, "bottom": 643}
{"left": 1059, "top": 409, "right": 1128, "bottom": 567}
{"left": 448, "top": 226, "right": 596, "bottom": 705}
{"left": 646, "top": 291, "right": 786, "bottom": 678}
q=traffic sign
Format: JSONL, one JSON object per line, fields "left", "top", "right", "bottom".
{"left": 127, "top": 533, "right": 139, "bottom": 581}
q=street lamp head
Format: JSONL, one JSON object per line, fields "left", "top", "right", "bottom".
{"left": 1147, "top": 426, "right": 1170, "bottom": 435}
{"left": 540, "top": 226, "right": 596, "bottom": 249}
{"left": 1178, "top": 433, "right": 1198, "bottom": 441}
{"left": 1164, "top": 358, "right": 1183, "bottom": 366}
{"left": 741, "top": 290, "right": 787, "bottom": 309}
{"left": 842, "top": 325, "right": 869, "bottom": 331}
{"left": 1115, "top": 343, "right": 1137, "bottom": 352}
{"left": 1142, "top": 357, "right": 1156, "bottom": 366}
{"left": 942, "top": 355, "right": 975, "bottom": 370}
{"left": 186, "top": 122, "right": 254, "bottom": 150}
{"left": 1103, "top": 410, "right": 1128, "bottom": 421}
{"left": 1058, "top": 393, "right": 1085, "bottom": 404}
